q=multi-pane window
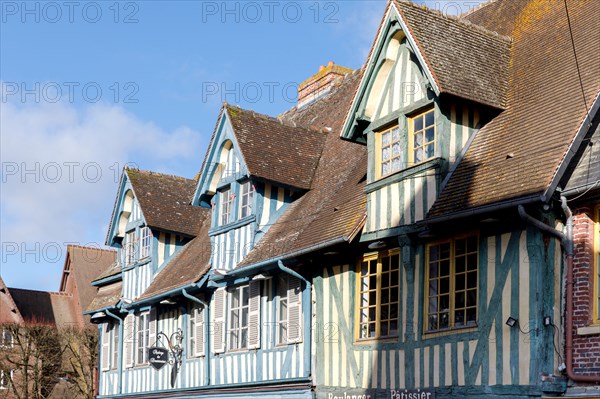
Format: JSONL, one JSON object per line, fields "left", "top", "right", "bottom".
{"left": 239, "top": 181, "right": 255, "bottom": 219}
{"left": 111, "top": 322, "right": 119, "bottom": 369}
{"left": 0, "top": 370, "right": 12, "bottom": 389}
{"left": 379, "top": 126, "right": 403, "bottom": 177}
{"left": 228, "top": 286, "right": 249, "bottom": 350}
{"left": 124, "top": 230, "right": 138, "bottom": 266}
{"left": 277, "top": 275, "right": 289, "bottom": 344}
{"left": 139, "top": 227, "right": 152, "bottom": 259}
{"left": 0, "top": 329, "right": 13, "bottom": 348}
{"left": 357, "top": 249, "right": 400, "bottom": 340}
{"left": 188, "top": 307, "right": 196, "bottom": 358}
{"left": 219, "top": 188, "right": 233, "bottom": 226}
{"left": 410, "top": 108, "right": 435, "bottom": 164}
{"left": 426, "top": 236, "right": 478, "bottom": 332}
{"left": 136, "top": 313, "right": 150, "bottom": 365}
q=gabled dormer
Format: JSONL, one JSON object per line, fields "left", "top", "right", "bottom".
{"left": 106, "top": 169, "right": 204, "bottom": 300}
{"left": 193, "top": 104, "right": 327, "bottom": 270}
{"left": 339, "top": 0, "right": 510, "bottom": 238}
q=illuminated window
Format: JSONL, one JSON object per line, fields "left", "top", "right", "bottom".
{"left": 356, "top": 249, "right": 400, "bottom": 340}
{"left": 409, "top": 108, "right": 435, "bottom": 165}
{"left": 379, "top": 125, "right": 403, "bottom": 177}
{"left": 426, "top": 236, "right": 478, "bottom": 332}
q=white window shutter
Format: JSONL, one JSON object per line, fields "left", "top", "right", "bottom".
{"left": 195, "top": 306, "right": 205, "bottom": 357}
{"left": 124, "top": 314, "right": 135, "bottom": 368}
{"left": 101, "top": 324, "right": 111, "bottom": 371}
{"left": 212, "top": 288, "right": 226, "bottom": 354}
{"left": 149, "top": 308, "right": 157, "bottom": 349}
{"left": 248, "top": 281, "right": 261, "bottom": 349}
{"left": 287, "top": 276, "right": 303, "bottom": 344}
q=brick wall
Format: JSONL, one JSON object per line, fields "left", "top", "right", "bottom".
{"left": 571, "top": 205, "right": 600, "bottom": 374}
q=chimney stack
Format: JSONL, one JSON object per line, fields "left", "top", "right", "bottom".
{"left": 297, "top": 61, "right": 352, "bottom": 108}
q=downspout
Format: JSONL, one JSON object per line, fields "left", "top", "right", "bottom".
{"left": 105, "top": 309, "right": 124, "bottom": 395}
{"left": 518, "top": 198, "right": 600, "bottom": 383}
{"left": 181, "top": 288, "right": 211, "bottom": 386}
{"left": 277, "top": 261, "right": 312, "bottom": 381}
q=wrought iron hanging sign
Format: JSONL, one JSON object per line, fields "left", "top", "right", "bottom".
{"left": 148, "top": 328, "right": 183, "bottom": 387}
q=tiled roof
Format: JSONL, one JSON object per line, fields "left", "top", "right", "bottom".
{"left": 127, "top": 169, "right": 205, "bottom": 237}
{"left": 63, "top": 245, "right": 116, "bottom": 312}
{"left": 86, "top": 282, "right": 122, "bottom": 313}
{"left": 225, "top": 105, "right": 327, "bottom": 190}
{"left": 0, "top": 276, "right": 23, "bottom": 324}
{"left": 8, "top": 288, "right": 79, "bottom": 328}
{"left": 238, "top": 70, "right": 367, "bottom": 266}
{"left": 429, "top": 0, "right": 600, "bottom": 217}
{"left": 93, "top": 260, "right": 121, "bottom": 283}
{"left": 394, "top": 0, "right": 511, "bottom": 109}
{"left": 137, "top": 208, "right": 212, "bottom": 301}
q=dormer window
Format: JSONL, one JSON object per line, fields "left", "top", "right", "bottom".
{"left": 124, "top": 230, "right": 137, "bottom": 266}
{"left": 139, "top": 227, "right": 152, "bottom": 259}
{"left": 409, "top": 108, "right": 435, "bottom": 165}
{"left": 219, "top": 187, "right": 233, "bottom": 226}
{"left": 379, "top": 125, "right": 403, "bottom": 178}
{"left": 239, "top": 181, "right": 254, "bottom": 219}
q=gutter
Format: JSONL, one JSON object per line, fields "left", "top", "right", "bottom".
{"left": 105, "top": 309, "right": 124, "bottom": 395}
{"left": 181, "top": 288, "right": 210, "bottom": 387}
{"left": 518, "top": 199, "right": 600, "bottom": 383}
{"left": 277, "top": 261, "right": 312, "bottom": 382}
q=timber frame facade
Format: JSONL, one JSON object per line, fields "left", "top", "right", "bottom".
{"left": 86, "top": 1, "right": 600, "bottom": 398}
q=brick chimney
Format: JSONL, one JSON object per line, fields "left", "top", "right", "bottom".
{"left": 297, "top": 61, "right": 352, "bottom": 108}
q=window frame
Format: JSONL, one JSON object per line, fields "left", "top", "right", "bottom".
{"left": 239, "top": 181, "right": 255, "bottom": 219}
{"left": 136, "top": 312, "right": 150, "bottom": 365}
{"left": 219, "top": 187, "right": 233, "bottom": 226}
{"left": 139, "top": 227, "right": 152, "bottom": 259}
{"left": 424, "top": 234, "right": 479, "bottom": 334}
{"left": 0, "top": 369, "right": 12, "bottom": 389}
{"left": 355, "top": 248, "right": 401, "bottom": 342}
{"left": 594, "top": 205, "right": 600, "bottom": 324}
{"left": 0, "top": 328, "right": 13, "bottom": 348}
{"left": 124, "top": 229, "right": 138, "bottom": 267}
{"left": 408, "top": 108, "right": 436, "bottom": 166}
{"left": 111, "top": 321, "right": 120, "bottom": 370}
{"left": 375, "top": 124, "right": 404, "bottom": 179}
{"left": 228, "top": 285, "right": 250, "bottom": 351}
{"left": 276, "top": 274, "right": 289, "bottom": 345}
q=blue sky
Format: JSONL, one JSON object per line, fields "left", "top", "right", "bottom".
{"left": 0, "top": 0, "right": 484, "bottom": 291}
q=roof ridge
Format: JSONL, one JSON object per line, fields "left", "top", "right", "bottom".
{"left": 225, "top": 103, "right": 314, "bottom": 132}
{"left": 126, "top": 168, "right": 195, "bottom": 183}
{"left": 459, "top": 0, "right": 499, "bottom": 18}
{"left": 67, "top": 244, "right": 116, "bottom": 253}
{"left": 395, "top": 0, "right": 511, "bottom": 43}
{"left": 8, "top": 287, "right": 72, "bottom": 297}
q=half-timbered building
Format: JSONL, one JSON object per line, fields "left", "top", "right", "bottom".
{"left": 87, "top": 0, "right": 600, "bottom": 398}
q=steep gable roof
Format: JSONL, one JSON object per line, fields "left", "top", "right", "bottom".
{"left": 393, "top": 0, "right": 511, "bottom": 109}
{"left": 136, "top": 208, "right": 212, "bottom": 301}
{"left": 238, "top": 70, "right": 367, "bottom": 267}
{"left": 127, "top": 169, "right": 205, "bottom": 236}
{"left": 428, "top": 0, "right": 600, "bottom": 218}
{"left": 225, "top": 105, "right": 327, "bottom": 190}
{"left": 85, "top": 281, "right": 122, "bottom": 313}
{"left": 8, "top": 288, "right": 79, "bottom": 328}
{"left": 0, "top": 276, "right": 23, "bottom": 324}
{"left": 59, "top": 245, "right": 116, "bottom": 314}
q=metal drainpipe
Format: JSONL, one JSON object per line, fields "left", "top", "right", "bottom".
{"left": 518, "top": 199, "right": 600, "bottom": 382}
{"left": 181, "top": 288, "right": 210, "bottom": 386}
{"left": 105, "top": 309, "right": 124, "bottom": 395}
{"left": 277, "top": 261, "right": 312, "bottom": 380}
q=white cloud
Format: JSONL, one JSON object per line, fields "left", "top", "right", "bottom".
{"left": 0, "top": 99, "right": 202, "bottom": 290}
